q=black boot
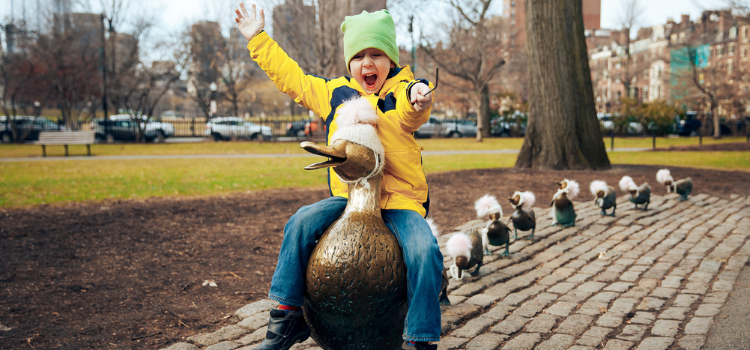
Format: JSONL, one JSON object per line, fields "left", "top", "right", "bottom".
{"left": 255, "top": 309, "right": 310, "bottom": 350}
{"left": 402, "top": 341, "right": 438, "bottom": 350}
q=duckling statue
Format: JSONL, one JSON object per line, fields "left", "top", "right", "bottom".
{"left": 426, "top": 218, "right": 451, "bottom": 306}
{"left": 619, "top": 176, "right": 651, "bottom": 210}
{"left": 508, "top": 191, "right": 537, "bottom": 240}
{"left": 657, "top": 169, "right": 693, "bottom": 201}
{"left": 550, "top": 179, "right": 580, "bottom": 228}
{"left": 300, "top": 98, "right": 407, "bottom": 350}
{"left": 475, "top": 194, "right": 511, "bottom": 257}
{"left": 447, "top": 229, "right": 484, "bottom": 279}
{"left": 590, "top": 180, "right": 617, "bottom": 216}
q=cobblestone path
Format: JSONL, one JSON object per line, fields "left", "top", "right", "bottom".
{"left": 162, "top": 193, "right": 750, "bottom": 350}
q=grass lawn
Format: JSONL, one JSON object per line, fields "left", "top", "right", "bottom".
{"left": 1, "top": 148, "right": 748, "bottom": 208}
{"left": 1, "top": 136, "right": 746, "bottom": 158}
{"left": 0, "top": 154, "right": 517, "bottom": 208}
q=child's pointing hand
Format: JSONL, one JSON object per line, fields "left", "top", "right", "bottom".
{"left": 410, "top": 83, "right": 434, "bottom": 112}
{"left": 235, "top": 3, "right": 265, "bottom": 41}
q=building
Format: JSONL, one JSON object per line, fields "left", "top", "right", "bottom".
{"left": 587, "top": 14, "right": 695, "bottom": 113}
{"left": 587, "top": 8, "right": 750, "bottom": 126}
{"left": 188, "top": 21, "right": 225, "bottom": 96}
{"left": 503, "top": 0, "right": 601, "bottom": 47}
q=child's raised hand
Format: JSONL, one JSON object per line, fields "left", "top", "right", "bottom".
{"left": 235, "top": 3, "right": 265, "bottom": 41}
{"left": 410, "top": 83, "right": 434, "bottom": 112}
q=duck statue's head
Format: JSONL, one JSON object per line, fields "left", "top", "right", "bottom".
{"left": 656, "top": 169, "right": 674, "bottom": 193}
{"left": 475, "top": 194, "right": 503, "bottom": 221}
{"left": 509, "top": 191, "right": 536, "bottom": 210}
{"left": 553, "top": 179, "right": 580, "bottom": 202}
{"left": 301, "top": 97, "right": 384, "bottom": 192}
{"left": 619, "top": 176, "right": 639, "bottom": 197}
{"left": 590, "top": 180, "right": 608, "bottom": 205}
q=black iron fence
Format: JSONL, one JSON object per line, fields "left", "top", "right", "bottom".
{"left": 160, "top": 117, "right": 307, "bottom": 138}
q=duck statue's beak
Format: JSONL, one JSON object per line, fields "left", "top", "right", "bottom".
{"left": 301, "top": 141, "right": 347, "bottom": 170}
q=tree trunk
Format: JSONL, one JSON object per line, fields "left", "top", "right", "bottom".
{"left": 711, "top": 102, "right": 720, "bottom": 139}
{"left": 515, "top": 0, "right": 610, "bottom": 170}
{"left": 477, "top": 85, "right": 490, "bottom": 141}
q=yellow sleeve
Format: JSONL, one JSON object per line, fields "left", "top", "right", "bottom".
{"left": 395, "top": 79, "right": 434, "bottom": 132}
{"left": 247, "top": 31, "right": 332, "bottom": 119}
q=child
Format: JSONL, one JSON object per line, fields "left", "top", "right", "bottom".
{"left": 234, "top": 3, "right": 441, "bottom": 350}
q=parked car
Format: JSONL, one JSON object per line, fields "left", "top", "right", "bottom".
{"left": 205, "top": 116, "right": 273, "bottom": 141}
{"left": 414, "top": 117, "right": 442, "bottom": 138}
{"left": 490, "top": 112, "right": 527, "bottom": 137}
{"left": 441, "top": 119, "right": 477, "bottom": 138}
{"left": 91, "top": 114, "right": 175, "bottom": 143}
{"left": 0, "top": 116, "right": 65, "bottom": 143}
{"left": 597, "top": 113, "right": 643, "bottom": 136}
{"left": 674, "top": 111, "right": 702, "bottom": 136}
{"left": 286, "top": 120, "right": 308, "bottom": 137}
{"left": 286, "top": 119, "right": 320, "bottom": 137}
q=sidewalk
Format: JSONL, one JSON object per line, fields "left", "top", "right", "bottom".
{"left": 0, "top": 147, "right": 652, "bottom": 162}
{"left": 161, "top": 193, "right": 750, "bottom": 350}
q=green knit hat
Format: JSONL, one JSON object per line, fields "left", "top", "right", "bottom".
{"left": 341, "top": 9, "right": 399, "bottom": 72}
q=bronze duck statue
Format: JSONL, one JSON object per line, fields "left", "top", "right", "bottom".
{"left": 300, "top": 98, "right": 407, "bottom": 350}
{"left": 619, "top": 176, "right": 651, "bottom": 210}
{"left": 447, "top": 229, "right": 484, "bottom": 279}
{"left": 657, "top": 168, "right": 693, "bottom": 202}
{"left": 590, "top": 180, "right": 617, "bottom": 216}
{"left": 550, "top": 179, "right": 580, "bottom": 228}
{"left": 507, "top": 191, "right": 537, "bottom": 240}
{"left": 475, "top": 194, "right": 511, "bottom": 257}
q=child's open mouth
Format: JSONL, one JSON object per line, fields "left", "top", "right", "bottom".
{"left": 364, "top": 74, "right": 378, "bottom": 88}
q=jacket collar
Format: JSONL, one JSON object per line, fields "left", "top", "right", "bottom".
{"left": 380, "top": 65, "right": 414, "bottom": 94}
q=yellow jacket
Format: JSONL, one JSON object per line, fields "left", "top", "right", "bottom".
{"left": 248, "top": 32, "right": 433, "bottom": 217}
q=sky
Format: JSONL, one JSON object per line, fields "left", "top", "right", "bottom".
{"left": 600, "top": 0, "right": 723, "bottom": 33}
{"left": 0, "top": 0, "right": 729, "bottom": 43}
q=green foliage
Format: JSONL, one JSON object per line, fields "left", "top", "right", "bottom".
{"left": 620, "top": 98, "right": 684, "bottom": 136}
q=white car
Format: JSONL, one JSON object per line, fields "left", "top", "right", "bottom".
{"left": 414, "top": 117, "right": 442, "bottom": 138}
{"left": 205, "top": 117, "right": 273, "bottom": 141}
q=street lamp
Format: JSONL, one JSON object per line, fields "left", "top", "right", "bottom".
{"left": 209, "top": 82, "right": 217, "bottom": 119}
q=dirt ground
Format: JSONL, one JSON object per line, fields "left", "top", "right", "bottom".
{"left": 2, "top": 144, "right": 750, "bottom": 350}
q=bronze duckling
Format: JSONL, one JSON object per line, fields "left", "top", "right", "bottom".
{"left": 657, "top": 168, "right": 693, "bottom": 201}
{"left": 475, "top": 194, "right": 511, "bottom": 257}
{"left": 619, "top": 176, "right": 651, "bottom": 210}
{"left": 590, "top": 180, "right": 617, "bottom": 217}
{"left": 300, "top": 98, "right": 407, "bottom": 350}
{"left": 426, "top": 218, "right": 451, "bottom": 306}
{"left": 508, "top": 191, "right": 537, "bottom": 240}
{"left": 550, "top": 179, "right": 580, "bottom": 228}
{"left": 447, "top": 229, "right": 484, "bottom": 279}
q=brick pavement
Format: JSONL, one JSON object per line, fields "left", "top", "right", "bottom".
{"left": 161, "top": 193, "right": 750, "bottom": 350}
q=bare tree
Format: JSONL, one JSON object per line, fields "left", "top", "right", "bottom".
{"left": 616, "top": 0, "right": 645, "bottom": 97}
{"left": 1, "top": 22, "right": 42, "bottom": 142}
{"left": 44, "top": 14, "right": 103, "bottom": 130}
{"left": 185, "top": 20, "right": 226, "bottom": 120}
{"left": 420, "top": 0, "right": 507, "bottom": 141}
{"left": 515, "top": 0, "right": 610, "bottom": 170}
{"left": 672, "top": 44, "right": 734, "bottom": 139}
{"left": 270, "top": 0, "right": 344, "bottom": 78}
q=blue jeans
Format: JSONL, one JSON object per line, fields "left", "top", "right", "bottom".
{"left": 268, "top": 196, "right": 443, "bottom": 342}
